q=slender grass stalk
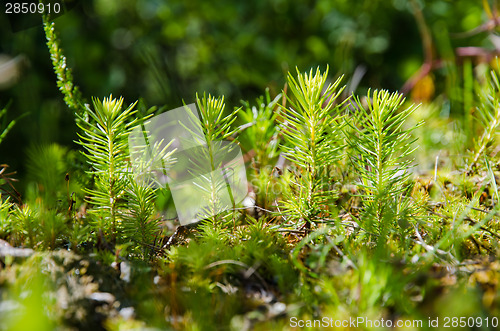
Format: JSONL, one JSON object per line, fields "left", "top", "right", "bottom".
{"left": 42, "top": 17, "right": 85, "bottom": 115}
{"left": 0, "top": 103, "right": 16, "bottom": 146}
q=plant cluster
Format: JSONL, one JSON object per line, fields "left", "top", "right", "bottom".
{"left": 3, "top": 18, "right": 500, "bottom": 331}
{"left": 278, "top": 67, "right": 345, "bottom": 230}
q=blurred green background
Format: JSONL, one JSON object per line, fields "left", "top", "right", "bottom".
{"left": 0, "top": 0, "right": 494, "bottom": 192}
